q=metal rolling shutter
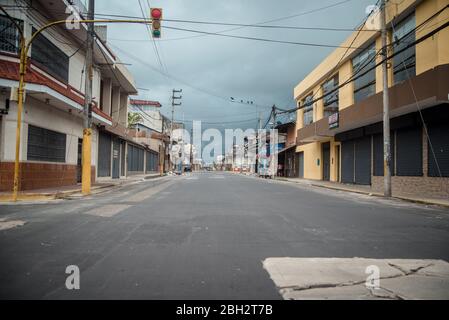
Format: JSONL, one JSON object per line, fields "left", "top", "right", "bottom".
{"left": 396, "top": 126, "right": 422, "bottom": 176}
{"left": 428, "top": 122, "right": 449, "bottom": 177}
{"left": 128, "top": 144, "right": 144, "bottom": 172}
{"left": 341, "top": 140, "right": 355, "bottom": 183}
{"left": 146, "top": 151, "right": 158, "bottom": 172}
{"left": 354, "top": 136, "right": 371, "bottom": 185}
{"left": 373, "top": 133, "right": 395, "bottom": 176}
{"left": 98, "top": 132, "right": 111, "bottom": 177}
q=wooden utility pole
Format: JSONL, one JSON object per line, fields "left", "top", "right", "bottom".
{"left": 82, "top": 0, "right": 95, "bottom": 195}
{"left": 380, "top": 0, "right": 392, "bottom": 197}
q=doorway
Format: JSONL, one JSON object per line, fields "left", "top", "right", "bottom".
{"left": 335, "top": 144, "right": 340, "bottom": 182}
{"left": 322, "top": 142, "right": 330, "bottom": 181}
{"left": 77, "top": 138, "right": 82, "bottom": 183}
{"left": 112, "top": 138, "right": 120, "bottom": 179}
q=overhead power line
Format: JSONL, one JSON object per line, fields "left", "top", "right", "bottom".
{"left": 109, "top": 43, "right": 273, "bottom": 109}
{"left": 155, "top": 25, "right": 362, "bottom": 49}
{"left": 278, "top": 14, "right": 449, "bottom": 115}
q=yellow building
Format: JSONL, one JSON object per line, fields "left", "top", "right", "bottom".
{"left": 294, "top": 0, "right": 449, "bottom": 199}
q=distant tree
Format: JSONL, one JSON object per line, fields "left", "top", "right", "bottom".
{"left": 128, "top": 112, "right": 143, "bottom": 128}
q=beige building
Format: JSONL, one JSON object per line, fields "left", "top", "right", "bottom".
{"left": 293, "top": 0, "right": 449, "bottom": 199}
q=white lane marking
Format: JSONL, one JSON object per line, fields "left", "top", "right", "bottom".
{"left": 209, "top": 175, "right": 225, "bottom": 179}
{"left": 84, "top": 204, "right": 131, "bottom": 217}
{"left": 0, "top": 218, "right": 26, "bottom": 230}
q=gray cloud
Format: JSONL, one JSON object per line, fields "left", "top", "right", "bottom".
{"left": 96, "top": 0, "right": 375, "bottom": 130}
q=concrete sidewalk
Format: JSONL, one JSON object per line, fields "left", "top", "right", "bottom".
{"left": 0, "top": 173, "right": 164, "bottom": 202}
{"left": 263, "top": 257, "right": 449, "bottom": 300}
{"left": 277, "top": 177, "right": 449, "bottom": 208}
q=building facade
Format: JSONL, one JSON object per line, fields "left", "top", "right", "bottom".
{"left": 294, "top": 0, "right": 449, "bottom": 199}
{"left": 0, "top": 0, "right": 148, "bottom": 191}
{"left": 128, "top": 99, "right": 165, "bottom": 174}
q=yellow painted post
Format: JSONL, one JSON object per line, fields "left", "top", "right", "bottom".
{"left": 12, "top": 42, "right": 27, "bottom": 202}
{"left": 81, "top": 128, "right": 92, "bottom": 195}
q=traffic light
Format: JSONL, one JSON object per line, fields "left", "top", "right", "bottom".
{"left": 150, "top": 8, "right": 162, "bottom": 38}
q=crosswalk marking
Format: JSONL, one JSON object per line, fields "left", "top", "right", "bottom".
{"left": 127, "top": 180, "right": 176, "bottom": 202}
{"left": 84, "top": 204, "right": 131, "bottom": 217}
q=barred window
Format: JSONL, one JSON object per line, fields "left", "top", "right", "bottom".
{"left": 322, "top": 74, "right": 339, "bottom": 118}
{"left": 302, "top": 93, "right": 314, "bottom": 126}
{"left": 393, "top": 13, "right": 416, "bottom": 84}
{"left": 27, "top": 125, "right": 66, "bottom": 162}
{"left": 0, "top": 15, "right": 22, "bottom": 54}
{"left": 31, "top": 28, "right": 69, "bottom": 82}
{"left": 352, "top": 42, "right": 376, "bottom": 104}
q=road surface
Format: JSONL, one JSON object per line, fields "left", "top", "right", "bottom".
{"left": 0, "top": 172, "right": 448, "bottom": 299}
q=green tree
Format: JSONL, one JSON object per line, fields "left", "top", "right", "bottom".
{"left": 128, "top": 112, "right": 143, "bottom": 128}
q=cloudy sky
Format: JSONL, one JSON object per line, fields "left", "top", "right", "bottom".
{"left": 94, "top": 0, "right": 375, "bottom": 132}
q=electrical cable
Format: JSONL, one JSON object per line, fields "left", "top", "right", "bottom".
{"left": 278, "top": 13, "right": 449, "bottom": 115}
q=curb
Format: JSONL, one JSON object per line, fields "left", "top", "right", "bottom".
{"left": 0, "top": 176, "right": 170, "bottom": 203}
{"left": 275, "top": 178, "right": 449, "bottom": 209}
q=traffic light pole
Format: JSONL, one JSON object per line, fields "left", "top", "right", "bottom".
{"left": 0, "top": 4, "right": 160, "bottom": 200}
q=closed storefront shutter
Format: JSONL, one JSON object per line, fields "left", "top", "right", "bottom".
{"left": 428, "top": 122, "right": 449, "bottom": 177}
{"left": 373, "top": 133, "right": 395, "bottom": 176}
{"left": 146, "top": 151, "right": 158, "bottom": 172}
{"left": 396, "top": 126, "right": 422, "bottom": 176}
{"left": 98, "top": 132, "right": 111, "bottom": 177}
{"left": 128, "top": 144, "right": 145, "bottom": 172}
{"left": 341, "top": 140, "right": 355, "bottom": 183}
{"left": 354, "top": 136, "right": 371, "bottom": 185}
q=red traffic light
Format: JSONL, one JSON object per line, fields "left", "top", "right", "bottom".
{"left": 151, "top": 8, "right": 162, "bottom": 20}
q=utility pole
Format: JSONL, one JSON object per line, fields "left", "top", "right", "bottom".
{"left": 190, "top": 128, "right": 194, "bottom": 171}
{"left": 170, "top": 89, "right": 182, "bottom": 171}
{"left": 271, "top": 105, "right": 277, "bottom": 179}
{"left": 82, "top": 0, "right": 95, "bottom": 195}
{"left": 255, "top": 112, "right": 261, "bottom": 175}
{"left": 380, "top": 0, "right": 392, "bottom": 197}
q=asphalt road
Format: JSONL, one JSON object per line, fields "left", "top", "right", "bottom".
{"left": 0, "top": 172, "right": 448, "bottom": 299}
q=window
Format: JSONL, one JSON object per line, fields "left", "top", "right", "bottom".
{"left": 302, "top": 93, "right": 314, "bottom": 126}
{"left": 0, "top": 15, "right": 22, "bottom": 54}
{"left": 322, "top": 74, "right": 339, "bottom": 118}
{"left": 27, "top": 125, "right": 66, "bottom": 162}
{"left": 31, "top": 28, "right": 69, "bottom": 82}
{"left": 393, "top": 14, "right": 416, "bottom": 84}
{"left": 352, "top": 43, "right": 376, "bottom": 104}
